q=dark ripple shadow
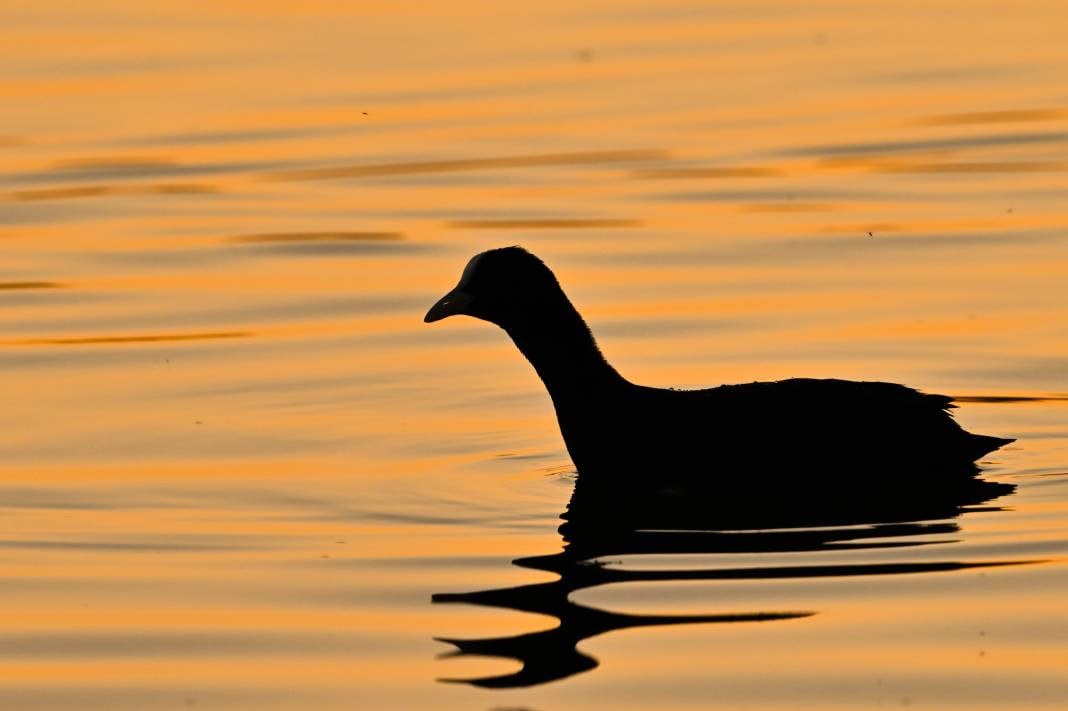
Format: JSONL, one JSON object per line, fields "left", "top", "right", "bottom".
{"left": 781, "top": 130, "right": 1068, "bottom": 158}
{"left": 859, "top": 64, "right": 1032, "bottom": 85}
{"left": 954, "top": 394, "right": 1068, "bottom": 404}
{"left": 9, "top": 183, "right": 220, "bottom": 201}
{"left": 0, "top": 200, "right": 106, "bottom": 226}
{"left": 0, "top": 630, "right": 392, "bottom": 658}
{"left": 0, "top": 485, "right": 184, "bottom": 511}
{"left": 4, "top": 156, "right": 293, "bottom": 186}
{"left": 0, "top": 281, "right": 61, "bottom": 290}
{"left": 912, "top": 108, "right": 1067, "bottom": 127}
{"left": 11, "top": 52, "right": 250, "bottom": 80}
{"left": 446, "top": 219, "right": 642, "bottom": 230}
{"left": 648, "top": 187, "right": 915, "bottom": 203}
{"left": 117, "top": 124, "right": 358, "bottom": 147}
{"left": 14, "top": 331, "right": 250, "bottom": 346}
{"left": 305, "top": 75, "right": 590, "bottom": 107}
{"left": 265, "top": 149, "right": 668, "bottom": 182}
{"left": 433, "top": 474, "right": 1021, "bottom": 688}
{"left": 227, "top": 231, "right": 402, "bottom": 244}
{"left": 741, "top": 201, "right": 832, "bottom": 212}
{"left": 234, "top": 241, "right": 424, "bottom": 258}
{"left": 632, "top": 166, "right": 782, "bottom": 179}
{"left": 226, "top": 232, "right": 428, "bottom": 258}
{"left": 871, "top": 160, "right": 1068, "bottom": 175}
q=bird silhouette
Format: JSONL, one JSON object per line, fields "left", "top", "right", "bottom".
{"left": 425, "top": 246, "right": 1013, "bottom": 485}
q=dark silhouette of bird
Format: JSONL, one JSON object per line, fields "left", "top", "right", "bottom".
{"left": 424, "top": 246, "right": 1013, "bottom": 485}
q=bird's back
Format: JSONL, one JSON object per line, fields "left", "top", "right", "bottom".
{"left": 570, "top": 378, "right": 1012, "bottom": 484}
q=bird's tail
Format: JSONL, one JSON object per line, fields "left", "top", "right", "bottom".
{"left": 966, "top": 433, "right": 1014, "bottom": 462}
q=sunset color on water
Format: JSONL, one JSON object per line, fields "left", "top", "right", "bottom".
{"left": 3, "top": 1, "right": 1067, "bottom": 708}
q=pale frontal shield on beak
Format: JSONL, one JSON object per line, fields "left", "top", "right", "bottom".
{"left": 423, "top": 287, "right": 473, "bottom": 323}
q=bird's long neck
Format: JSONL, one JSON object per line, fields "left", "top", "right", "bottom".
{"left": 501, "top": 294, "right": 626, "bottom": 405}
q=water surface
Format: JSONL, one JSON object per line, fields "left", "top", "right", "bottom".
{"left": 3, "top": 1, "right": 1067, "bottom": 708}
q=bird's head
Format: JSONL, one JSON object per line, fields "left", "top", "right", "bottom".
{"left": 424, "top": 246, "right": 562, "bottom": 329}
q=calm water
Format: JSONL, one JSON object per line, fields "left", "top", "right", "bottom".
{"left": 3, "top": 1, "right": 1068, "bottom": 708}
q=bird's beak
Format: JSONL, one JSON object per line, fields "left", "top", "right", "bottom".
{"left": 424, "top": 287, "right": 473, "bottom": 323}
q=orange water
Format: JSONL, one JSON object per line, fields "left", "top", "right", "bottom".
{"left": 3, "top": 1, "right": 1067, "bottom": 708}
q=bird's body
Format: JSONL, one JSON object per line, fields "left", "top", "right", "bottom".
{"left": 425, "top": 247, "right": 1012, "bottom": 486}
{"left": 553, "top": 376, "right": 1009, "bottom": 483}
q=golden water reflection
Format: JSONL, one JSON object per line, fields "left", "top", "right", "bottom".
{"left": 2, "top": 0, "right": 1067, "bottom": 708}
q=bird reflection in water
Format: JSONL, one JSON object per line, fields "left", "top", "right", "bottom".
{"left": 433, "top": 474, "right": 1017, "bottom": 688}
